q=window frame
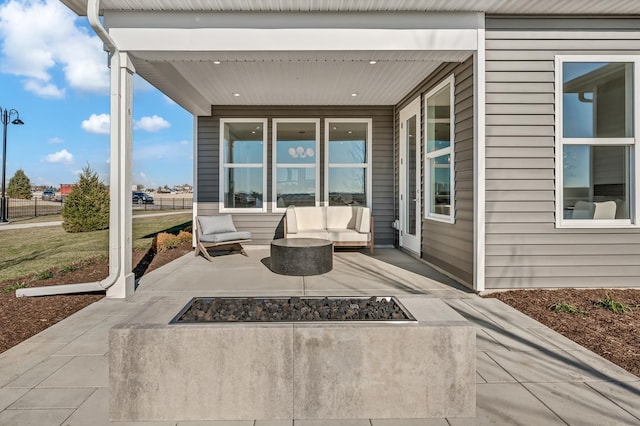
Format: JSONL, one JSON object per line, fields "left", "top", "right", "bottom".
{"left": 324, "top": 118, "right": 373, "bottom": 207}
{"left": 555, "top": 55, "right": 640, "bottom": 228}
{"left": 424, "top": 75, "right": 456, "bottom": 224}
{"left": 219, "top": 118, "right": 268, "bottom": 213}
{"left": 271, "top": 118, "right": 321, "bottom": 212}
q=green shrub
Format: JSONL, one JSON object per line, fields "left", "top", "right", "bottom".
{"left": 548, "top": 303, "right": 587, "bottom": 315}
{"left": 594, "top": 294, "right": 631, "bottom": 314}
{"left": 62, "top": 165, "right": 110, "bottom": 233}
{"left": 0, "top": 282, "right": 25, "bottom": 293}
{"left": 34, "top": 271, "right": 54, "bottom": 281}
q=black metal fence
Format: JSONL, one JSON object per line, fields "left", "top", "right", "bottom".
{"left": 5, "top": 197, "right": 193, "bottom": 220}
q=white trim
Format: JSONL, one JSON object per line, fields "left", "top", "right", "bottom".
{"left": 271, "top": 118, "right": 320, "bottom": 213}
{"left": 192, "top": 115, "right": 198, "bottom": 248}
{"left": 555, "top": 55, "right": 639, "bottom": 228}
{"left": 424, "top": 75, "right": 455, "bottom": 224}
{"left": 324, "top": 118, "right": 373, "bottom": 208}
{"left": 398, "top": 98, "right": 422, "bottom": 255}
{"left": 219, "top": 118, "right": 268, "bottom": 213}
{"left": 473, "top": 18, "right": 486, "bottom": 293}
{"left": 110, "top": 28, "right": 478, "bottom": 52}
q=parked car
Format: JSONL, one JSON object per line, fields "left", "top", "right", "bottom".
{"left": 42, "top": 189, "right": 56, "bottom": 201}
{"left": 132, "top": 191, "right": 154, "bottom": 204}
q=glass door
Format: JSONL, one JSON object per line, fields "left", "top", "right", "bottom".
{"left": 398, "top": 97, "right": 421, "bottom": 254}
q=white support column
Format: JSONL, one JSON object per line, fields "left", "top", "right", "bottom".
{"left": 107, "top": 52, "right": 135, "bottom": 299}
{"left": 473, "top": 13, "right": 486, "bottom": 293}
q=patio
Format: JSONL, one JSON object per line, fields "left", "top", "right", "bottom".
{"left": 0, "top": 247, "right": 639, "bottom": 425}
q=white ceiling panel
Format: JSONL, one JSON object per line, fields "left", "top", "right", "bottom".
{"left": 130, "top": 49, "right": 469, "bottom": 114}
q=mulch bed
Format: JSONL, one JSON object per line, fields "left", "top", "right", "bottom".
{"left": 486, "top": 289, "right": 640, "bottom": 378}
{"left": 0, "top": 241, "right": 193, "bottom": 354}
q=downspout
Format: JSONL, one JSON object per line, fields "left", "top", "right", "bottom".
{"left": 16, "top": 0, "right": 120, "bottom": 297}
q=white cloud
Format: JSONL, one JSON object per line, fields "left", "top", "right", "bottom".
{"left": 71, "top": 169, "right": 83, "bottom": 176}
{"left": 48, "top": 137, "right": 63, "bottom": 144}
{"left": 24, "top": 79, "right": 65, "bottom": 98}
{"left": 46, "top": 149, "right": 73, "bottom": 164}
{"left": 0, "top": 0, "right": 109, "bottom": 96}
{"left": 139, "top": 172, "right": 147, "bottom": 178}
{"left": 134, "top": 115, "right": 170, "bottom": 132}
{"left": 180, "top": 140, "right": 189, "bottom": 145}
{"left": 81, "top": 113, "right": 110, "bottom": 135}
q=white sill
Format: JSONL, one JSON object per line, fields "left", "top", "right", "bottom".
{"left": 219, "top": 207, "right": 267, "bottom": 213}
{"left": 557, "top": 220, "right": 636, "bottom": 229}
{"left": 425, "top": 214, "right": 455, "bottom": 224}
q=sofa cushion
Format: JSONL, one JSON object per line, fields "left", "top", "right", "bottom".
{"left": 294, "top": 207, "right": 326, "bottom": 231}
{"left": 327, "top": 229, "right": 369, "bottom": 242}
{"left": 286, "top": 206, "right": 298, "bottom": 233}
{"left": 200, "top": 231, "right": 252, "bottom": 243}
{"left": 287, "top": 230, "right": 330, "bottom": 240}
{"left": 198, "top": 215, "right": 237, "bottom": 235}
{"left": 356, "top": 207, "right": 371, "bottom": 233}
{"left": 326, "top": 206, "right": 357, "bottom": 229}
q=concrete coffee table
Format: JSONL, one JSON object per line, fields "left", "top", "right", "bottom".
{"left": 270, "top": 238, "right": 333, "bottom": 275}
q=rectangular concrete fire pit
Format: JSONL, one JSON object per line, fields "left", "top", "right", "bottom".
{"left": 110, "top": 296, "right": 475, "bottom": 421}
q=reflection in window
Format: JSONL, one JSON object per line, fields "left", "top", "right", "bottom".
{"left": 327, "top": 121, "right": 370, "bottom": 206}
{"left": 430, "top": 154, "right": 451, "bottom": 216}
{"left": 563, "top": 62, "right": 633, "bottom": 138}
{"left": 221, "top": 120, "right": 266, "bottom": 210}
{"left": 563, "top": 145, "right": 629, "bottom": 220}
{"left": 328, "top": 168, "right": 366, "bottom": 206}
{"left": 274, "top": 121, "right": 318, "bottom": 209}
{"left": 425, "top": 77, "right": 454, "bottom": 222}
{"left": 559, "top": 60, "right": 635, "bottom": 224}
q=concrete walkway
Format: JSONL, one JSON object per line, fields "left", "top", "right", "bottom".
{"left": 0, "top": 248, "right": 638, "bottom": 425}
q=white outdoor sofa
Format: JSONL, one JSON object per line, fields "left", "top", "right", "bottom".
{"left": 284, "top": 205, "right": 374, "bottom": 255}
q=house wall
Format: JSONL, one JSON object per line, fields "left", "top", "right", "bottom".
{"left": 196, "top": 106, "right": 394, "bottom": 245}
{"left": 395, "top": 57, "right": 475, "bottom": 286}
{"left": 485, "top": 17, "right": 640, "bottom": 289}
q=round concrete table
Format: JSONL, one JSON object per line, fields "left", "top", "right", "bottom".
{"left": 270, "top": 238, "right": 333, "bottom": 276}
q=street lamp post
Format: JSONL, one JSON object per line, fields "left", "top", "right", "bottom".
{"left": 1, "top": 107, "right": 24, "bottom": 223}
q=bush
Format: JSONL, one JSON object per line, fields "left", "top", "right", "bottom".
{"left": 7, "top": 169, "right": 32, "bottom": 199}
{"left": 155, "top": 230, "right": 192, "bottom": 252}
{"left": 62, "top": 165, "right": 110, "bottom": 233}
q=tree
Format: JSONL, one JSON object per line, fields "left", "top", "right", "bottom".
{"left": 6, "top": 169, "right": 32, "bottom": 199}
{"left": 62, "top": 165, "right": 110, "bottom": 233}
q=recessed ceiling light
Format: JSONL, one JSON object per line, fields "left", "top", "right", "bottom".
{"left": 369, "top": 60, "right": 377, "bottom": 64}
{"left": 332, "top": 126, "right": 337, "bottom": 130}
{"left": 348, "top": 131, "right": 353, "bottom": 134}
{"left": 233, "top": 93, "right": 240, "bottom": 97}
{"left": 351, "top": 92, "right": 358, "bottom": 97}
{"left": 251, "top": 131, "right": 256, "bottom": 134}
{"left": 213, "top": 60, "right": 221, "bottom": 65}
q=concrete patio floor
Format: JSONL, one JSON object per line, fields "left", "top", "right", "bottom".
{"left": 0, "top": 247, "right": 639, "bottom": 425}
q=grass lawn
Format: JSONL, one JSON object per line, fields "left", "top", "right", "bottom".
{"left": 0, "top": 213, "right": 192, "bottom": 283}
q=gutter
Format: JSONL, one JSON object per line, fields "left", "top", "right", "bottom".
{"left": 17, "top": 0, "right": 119, "bottom": 297}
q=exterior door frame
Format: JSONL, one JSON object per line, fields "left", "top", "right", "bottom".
{"left": 399, "top": 97, "right": 422, "bottom": 254}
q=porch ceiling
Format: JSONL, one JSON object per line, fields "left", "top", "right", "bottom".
{"left": 131, "top": 50, "right": 471, "bottom": 115}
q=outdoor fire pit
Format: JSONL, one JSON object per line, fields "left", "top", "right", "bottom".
{"left": 172, "top": 296, "right": 414, "bottom": 322}
{"left": 110, "top": 296, "right": 475, "bottom": 421}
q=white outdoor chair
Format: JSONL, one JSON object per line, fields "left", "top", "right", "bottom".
{"left": 195, "top": 215, "right": 252, "bottom": 261}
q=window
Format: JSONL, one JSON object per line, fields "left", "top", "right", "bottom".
{"left": 556, "top": 57, "right": 639, "bottom": 227}
{"left": 272, "top": 119, "right": 320, "bottom": 211}
{"left": 325, "top": 119, "right": 372, "bottom": 206}
{"left": 219, "top": 119, "right": 267, "bottom": 211}
{"left": 424, "top": 76, "right": 455, "bottom": 223}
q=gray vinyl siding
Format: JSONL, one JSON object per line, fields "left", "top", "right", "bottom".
{"left": 395, "top": 57, "right": 475, "bottom": 286}
{"left": 196, "top": 106, "right": 394, "bottom": 245}
{"left": 485, "top": 16, "right": 640, "bottom": 289}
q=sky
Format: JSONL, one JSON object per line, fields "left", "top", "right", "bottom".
{"left": 0, "top": 0, "right": 193, "bottom": 190}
